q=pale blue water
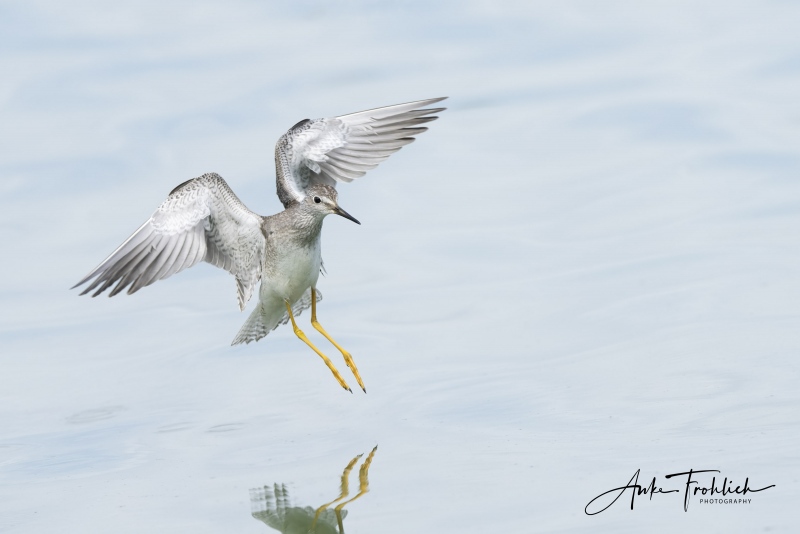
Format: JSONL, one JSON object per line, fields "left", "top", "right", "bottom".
{"left": 1, "top": 1, "right": 799, "bottom": 532}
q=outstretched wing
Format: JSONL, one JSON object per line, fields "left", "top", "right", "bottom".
{"left": 274, "top": 97, "right": 447, "bottom": 207}
{"left": 73, "top": 172, "right": 265, "bottom": 311}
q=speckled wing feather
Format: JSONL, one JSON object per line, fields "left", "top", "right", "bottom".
{"left": 73, "top": 173, "right": 265, "bottom": 311}
{"left": 274, "top": 97, "right": 447, "bottom": 207}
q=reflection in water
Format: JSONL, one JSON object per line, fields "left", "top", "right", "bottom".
{"left": 250, "top": 446, "right": 377, "bottom": 533}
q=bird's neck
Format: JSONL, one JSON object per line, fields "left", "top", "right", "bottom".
{"left": 281, "top": 204, "right": 325, "bottom": 245}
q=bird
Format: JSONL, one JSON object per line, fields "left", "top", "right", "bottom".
{"left": 73, "top": 97, "right": 447, "bottom": 393}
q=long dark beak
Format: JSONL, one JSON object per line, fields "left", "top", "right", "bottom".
{"left": 334, "top": 206, "right": 360, "bottom": 225}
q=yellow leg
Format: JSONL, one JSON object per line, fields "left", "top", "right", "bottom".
{"left": 311, "top": 446, "right": 378, "bottom": 532}
{"left": 334, "top": 445, "right": 378, "bottom": 512}
{"left": 310, "top": 288, "right": 367, "bottom": 393}
{"left": 284, "top": 300, "right": 351, "bottom": 392}
{"left": 311, "top": 453, "right": 362, "bottom": 530}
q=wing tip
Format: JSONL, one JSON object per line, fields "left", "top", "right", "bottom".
{"left": 337, "top": 97, "right": 449, "bottom": 122}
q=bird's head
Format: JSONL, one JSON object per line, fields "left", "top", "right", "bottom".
{"left": 303, "top": 184, "right": 360, "bottom": 225}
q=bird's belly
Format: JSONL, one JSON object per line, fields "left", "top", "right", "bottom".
{"left": 262, "top": 245, "right": 321, "bottom": 304}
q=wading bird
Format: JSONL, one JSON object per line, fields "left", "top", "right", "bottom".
{"left": 73, "top": 98, "right": 446, "bottom": 392}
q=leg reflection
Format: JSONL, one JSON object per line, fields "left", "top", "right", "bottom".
{"left": 311, "top": 446, "right": 378, "bottom": 532}
{"left": 332, "top": 446, "right": 378, "bottom": 532}
{"left": 310, "top": 452, "right": 363, "bottom": 527}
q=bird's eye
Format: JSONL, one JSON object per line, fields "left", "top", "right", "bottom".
{"left": 314, "top": 196, "right": 321, "bottom": 204}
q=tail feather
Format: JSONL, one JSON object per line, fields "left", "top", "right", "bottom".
{"left": 231, "top": 289, "right": 322, "bottom": 345}
{"left": 231, "top": 303, "right": 272, "bottom": 345}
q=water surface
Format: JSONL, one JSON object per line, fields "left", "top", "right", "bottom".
{"left": 1, "top": 1, "right": 799, "bottom": 532}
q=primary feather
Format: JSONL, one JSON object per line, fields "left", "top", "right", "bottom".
{"left": 73, "top": 173, "right": 265, "bottom": 311}
{"left": 274, "top": 97, "right": 446, "bottom": 207}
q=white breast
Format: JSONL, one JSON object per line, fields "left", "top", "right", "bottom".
{"left": 262, "top": 241, "right": 321, "bottom": 304}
